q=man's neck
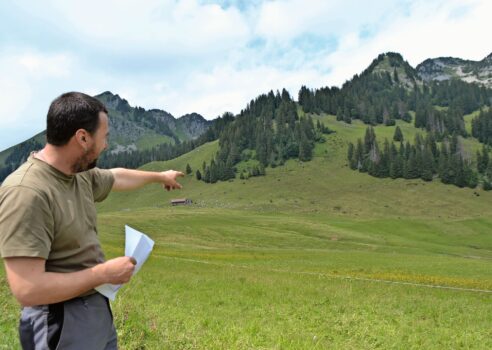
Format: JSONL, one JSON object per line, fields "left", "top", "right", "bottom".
{"left": 35, "top": 145, "right": 76, "bottom": 176}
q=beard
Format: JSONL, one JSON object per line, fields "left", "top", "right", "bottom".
{"left": 72, "top": 147, "right": 99, "bottom": 173}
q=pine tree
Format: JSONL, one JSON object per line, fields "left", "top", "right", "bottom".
{"left": 195, "top": 169, "right": 202, "bottom": 181}
{"left": 209, "top": 160, "right": 218, "bottom": 183}
{"left": 379, "top": 139, "right": 390, "bottom": 177}
{"left": 406, "top": 150, "right": 419, "bottom": 179}
{"left": 186, "top": 163, "right": 192, "bottom": 175}
{"left": 393, "top": 126, "right": 403, "bottom": 142}
{"left": 355, "top": 140, "right": 364, "bottom": 170}
{"left": 477, "top": 145, "right": 489, "bottom": 174}
{"left": 421, "top": 146, "right": 434, "bottom": 181}
{"left": 454, "top": 157, "right": 466, "bottom": 187}
{"left": 336, "top": 107, "right": 343, "bottom": 121}
{"left": 203, "top": 166, "right": 211, "bottom": 183}
{"left": 347, "top": 143, "right": 354, "bottom": 166}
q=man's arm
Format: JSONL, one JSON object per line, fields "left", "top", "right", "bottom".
{"left": 4, "top": 256, "right": 136, "bottom": 306}
{"left": 110, "top": 168, "right": 185, "bottom": 192}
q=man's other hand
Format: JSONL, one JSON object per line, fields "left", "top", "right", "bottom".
{"left": 96, "top": 256, "right": 136, "bottom": 284}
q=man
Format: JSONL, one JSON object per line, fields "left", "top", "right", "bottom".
{"left": 0, "top": 92, "right": 184, "bottom": 349}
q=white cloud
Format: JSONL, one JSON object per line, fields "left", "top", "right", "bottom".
{"left": 254, "top": 0, "right": 401, "bottom": 43}
{"left": 0, "top": 77, "right": 32, "bottom": 124}
{"left": 321, "top": 0, "right": 492, "bottom": 87}
{"left": 17, "top": 0, "right": 251, "bottom": 56}
{"left": 0, "top": 50, "right": 78, "bottom": 149}
{"left": 0, "top": 50, "right": 74, "bottom": 125}
{"left": 18, "top": 53, "right": 73, "bottom": 78}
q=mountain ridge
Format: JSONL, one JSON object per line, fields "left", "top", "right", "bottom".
{"left": 416, "top": 52, "right": 492, "bottom": 88}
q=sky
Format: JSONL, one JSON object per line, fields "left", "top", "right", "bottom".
{"left": 0, "top": 0, "right": 490, "bottom": 151}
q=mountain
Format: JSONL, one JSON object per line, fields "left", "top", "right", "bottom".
{"left": 94, "top": 91, "right": 211, "bottom": 153}
{"left": 0, "top": 91, "right": 212, "bottom": 181}
{"left": 416, "top": 53, "right": 492, "bottom": 88}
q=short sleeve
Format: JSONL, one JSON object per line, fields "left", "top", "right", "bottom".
{"left": 86, "top": 168, "right": 115, "bottom": 202}
{"left": 0, "top": 186, "right": 54, "bottom": 259}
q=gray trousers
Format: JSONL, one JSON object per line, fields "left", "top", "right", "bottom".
{"left": 19, "top": 293, "right": 117, "bottom": 350}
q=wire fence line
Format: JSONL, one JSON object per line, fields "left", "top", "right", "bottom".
{"left": 158, "top": 254, "right": 492, "bottom": 294}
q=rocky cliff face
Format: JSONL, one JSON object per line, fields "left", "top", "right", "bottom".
{"left": 416, "top": 53, "right": 492, "bottom": 88}
{"left": 177, "top": 113, "right": 213, "bottom": 139}
{"left": 94, "top": 92, "right": 211, "bottom": 154}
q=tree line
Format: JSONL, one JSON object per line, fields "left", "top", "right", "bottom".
{"left": 347, "top": 126, "right": 492, "bottom": 189}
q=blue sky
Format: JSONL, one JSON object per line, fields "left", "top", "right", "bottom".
{"left": 0, "top": 0, "right": 490, "bottom": 151}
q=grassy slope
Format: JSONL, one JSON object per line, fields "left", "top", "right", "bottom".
{"left": 2, "top": 115, "right": 492, "bottom": 349}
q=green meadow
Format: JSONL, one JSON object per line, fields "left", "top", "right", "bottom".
{"left": 1, "top": 115, "right": 492, "bottom": 349}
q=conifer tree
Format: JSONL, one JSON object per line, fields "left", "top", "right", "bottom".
{"left": 203, "top": 166, "right": 211, "bottom": 183}
{"left": 421, "top": 146, "right": 434, "bottom": 181}
{"left": 393, "top": 126, "right": 403, "bottom": 142}
{"left": 347, "top": 143, "right": 354, "bottom": 166}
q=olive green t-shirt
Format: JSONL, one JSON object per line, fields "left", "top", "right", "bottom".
{"left": 0, "top": 155, "right": 114, "bottom": 274}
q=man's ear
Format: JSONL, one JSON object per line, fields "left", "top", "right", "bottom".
{"left": 75, "top": 129, "right": 89, "bottom": 149}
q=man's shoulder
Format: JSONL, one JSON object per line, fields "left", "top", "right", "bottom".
{"left": 2, "top": 160, "right": 35, "bottom": 186}
{"left": 78, "top": 167, "right": 113, "bottom": 183}
{"left": 1, "top": 160, "right": 50, "bottom": 194}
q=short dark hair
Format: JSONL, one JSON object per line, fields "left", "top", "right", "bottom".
{"left": 46, "top": 92, "right": 108, "bottom": 146}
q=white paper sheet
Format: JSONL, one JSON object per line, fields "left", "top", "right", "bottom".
{"left": 95, "top": 225, "right": 155, "bottom": 300}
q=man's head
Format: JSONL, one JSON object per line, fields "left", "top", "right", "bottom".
{"left": 46, "top": 92, "right": 109, "bottom": 172}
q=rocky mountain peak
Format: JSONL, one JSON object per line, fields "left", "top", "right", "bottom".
{"left": 95, "top": 91, "right": 131, "bottom": 113}
{"left": 179, "top": 113, "right": 207, "bottom": 122}
{"left": 362, "top": 52, "right": 418, "bottom": 88}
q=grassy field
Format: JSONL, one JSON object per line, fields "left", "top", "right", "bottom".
{"left": 1, "top": 115, "right": 492, "bottom": 349}
{"left": 3, "top": 208, "right": 491, "bottom": 349}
